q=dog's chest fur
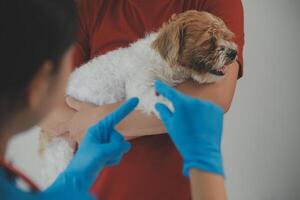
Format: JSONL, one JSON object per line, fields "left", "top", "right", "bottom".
{"left": 67, "top": 33, "right": 189, "bottom": 114}
{"left": 41, "top": 33, "right": 191, "bottom": 188}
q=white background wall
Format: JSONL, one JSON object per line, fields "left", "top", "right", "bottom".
{"left": 224, "top": 0, "right": 300, "bottom": 199}
{"left": 6, "top": 0, "right": 300, "bottom": 199}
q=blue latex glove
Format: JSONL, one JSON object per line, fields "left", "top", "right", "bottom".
{"left": 43, "top": 97, "right": 139, "bottom": 198}
{"left": 0, "top": 98, "right": 139, "bottom": 200}
{"left": 154, "top": 81, "right": 224, "bottom": 177}
{"left": 0, "top": 165, "right": 93, "bottom": 200}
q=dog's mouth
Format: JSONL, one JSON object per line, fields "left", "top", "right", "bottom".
{"left": 209, "top": 55, "right": 236, "bottom": 76}
{"left": 209, "top": 66, "right": 226, "bottom": 76}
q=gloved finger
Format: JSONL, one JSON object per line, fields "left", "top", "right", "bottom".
{"left": 155, "top": 103, "right": 173, "bottom": 124}
{"left": 90, "top": 99, "right": 138, "bottom": 143}
{"left": 112, "top": 139, "right": 131, "bottom": 154}
{"left": 97, "top": 141, "right": 130, "bottom": 168}
{"left": 76, "top": 141, "right": 130, "bottom": 175}
{"left": 101, "top": 140, "right": 131, "bottom": 158}
{"left": 110, "top": 129, "right": 126, "bottom": 143}
{"left": 106, "top": 154, "right": 124, "bottom": 167}
{"left": 154, "top": 80, "right": 182, "bottom": 108}
{"left": 101, "top": 97, "right": 139, "bottom": 128}
{"left": 105, "top": 140, "right": 130, "bottom": 166}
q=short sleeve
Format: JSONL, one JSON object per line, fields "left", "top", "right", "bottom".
{"left": 202, "top": 0, "right": 245, "bottom": 78}
{"left": 73, "top": 0, "right": 102, "bottom": 69}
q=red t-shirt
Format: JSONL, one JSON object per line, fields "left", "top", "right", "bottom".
{"left": 74, "top": 1, "right": 244, "bottom": 200}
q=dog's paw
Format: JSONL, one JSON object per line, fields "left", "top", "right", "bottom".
{"left": 135, "top": 87, "right": 174, "bottom": 118}
{"left": 153, "top": 95, "right": 174, "bottom": 118}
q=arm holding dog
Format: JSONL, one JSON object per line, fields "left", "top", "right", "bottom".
{"left": 44, "top": 61, "right": 238, "bottom": 141}
{"left": 154, "top": 80, "right": 227, "bottom": 200}
{"left": 41, "top": 0, "right": 244, "bottom": 140}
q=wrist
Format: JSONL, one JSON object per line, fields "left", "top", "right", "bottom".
{"left": 56, "top": 170, "right": 95, "bottom": 191}
{"left": 189, "top": 169, "right": 227, "bottom": 200}
{"left": 183, "top": 152, "right": 224, "bottom": 177}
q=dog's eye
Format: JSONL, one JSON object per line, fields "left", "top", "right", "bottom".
{"left": 219, "top": 46, "right": 226, "bottom": 51}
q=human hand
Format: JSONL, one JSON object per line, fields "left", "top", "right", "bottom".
{"left": 39, "top": 101, "right": 75, "bottom": 136}
{"left": 65, "top": 97, "right": 166, "bottom": 141}
{"left": 55, "top": 98, "right": 138, "bottom": 190}
{"left": 154, "top": 80, "right": 224, "bottom": 177}
{"left": 65, "top": 97, "right": 112, "bottom": 143}
{"left": 0, "top": 169, "right": 94, "bottom": 200}
{"left": 41, "top": 181, "right": 95, "bottom": 200}
{"left": 40, "top": 97, "right": 120, "bottom": 145}
{"left": 0, "top": 99, "right": 139, "bottom": 200}
{"left": 41, "top": 96, "right": 119, "bottom": 145}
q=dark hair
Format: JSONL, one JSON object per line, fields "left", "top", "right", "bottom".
{"left": 0, "top": 0, "right": 77, "bottom": 126}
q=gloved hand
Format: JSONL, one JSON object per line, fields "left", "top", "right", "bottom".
{"left": 0, "top": 98, "right": 138, "bottom": 200}
{"left": 44, "top": 98, "right": 139, "bottom": 195}
{"left": 0, "top": 168, "right": 94, "bottom": 200}
{"left": 154, "top": 81, "right": 224, "bottom": 177}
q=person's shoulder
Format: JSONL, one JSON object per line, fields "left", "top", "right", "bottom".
{"left": 76, "top": 0, "right": 106, "bottom": 13}
{"left": 190, "top": 0, "right": 242, "bottom": 11}
{"left": 76, "top": 0, "right": 108, "bottom": 29}
{"left": 76, "top": 0, "right": 105, "bottom": 6}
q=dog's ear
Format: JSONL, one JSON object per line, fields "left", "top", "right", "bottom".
{"left": 208, "top": 16, "right": 235, "bottom": 40}
{"left": 152, "top": 21, "right": 184, "bottom": 67}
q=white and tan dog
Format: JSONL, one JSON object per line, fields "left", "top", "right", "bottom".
{"left": 40, "top": 10, "right": 237, "bottom": 188}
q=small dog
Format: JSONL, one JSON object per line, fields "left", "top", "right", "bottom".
{"left": 40, "top": 10, "right": 237, "bottom": 188}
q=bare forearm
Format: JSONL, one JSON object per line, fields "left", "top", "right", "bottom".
{"left": 189, "top": 169, "right": 227, "bottom": 200}
{"left": 103, "top": 102, "right": 166, "bottom": 137}
{"left": 99, "top": 62, "right": 239, "bottom": 137}
{"left": 177, "top": 62, "right": 239, "bottom": 112}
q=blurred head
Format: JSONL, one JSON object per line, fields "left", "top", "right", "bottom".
{"left": 0, "top": 0, "right": 77, "bottom": 133}
{"left": 152, "top": 11, "right": 237, "bottom": 83}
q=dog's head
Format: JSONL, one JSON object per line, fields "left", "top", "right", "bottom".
{"left": 152, "top": 10, "right": 237, "bottom": 82}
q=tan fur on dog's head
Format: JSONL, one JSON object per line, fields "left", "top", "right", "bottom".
{"left": 152, "top": 10, "right": 237, "bottom": 83}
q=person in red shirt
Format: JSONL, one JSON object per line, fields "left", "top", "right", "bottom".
{"left": 41, "top": 0, "right": 244, "bottom": 199}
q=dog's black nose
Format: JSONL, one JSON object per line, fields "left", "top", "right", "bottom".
{"left": 227, "top": 49, "right": 237, "bottom": 60}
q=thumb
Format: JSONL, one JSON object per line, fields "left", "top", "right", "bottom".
{"left": 105, "top": 132, "right": 131, "bottom": 166}
{"left": 100, "top": 140, "right": 131, "bottom": 162}
{"left": 66, "top": 96, "right": 97, "bottom": 111}
{"left": 155, "top": 103, "right": 173, "bottom": 126}
{"left": 66, "top": 96, "right": 82, "bottom": 111}
{"left": 110, "top": 130, "right": 126, "bottom": 142}
{"left": 53, "top": 120, "right": 71, "bottom": 136}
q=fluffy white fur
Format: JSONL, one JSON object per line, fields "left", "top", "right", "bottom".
{"left": 40, "top": 33, "right": 172, "bottom": 188}
{"left": 41, "top": 137, "right": 74, "bottom": 189}
{"left": 67, "top": 33, "right": 187, "bottom": 113}
{"left": 40, "top": 33, "right": 217, "bottom": 188}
